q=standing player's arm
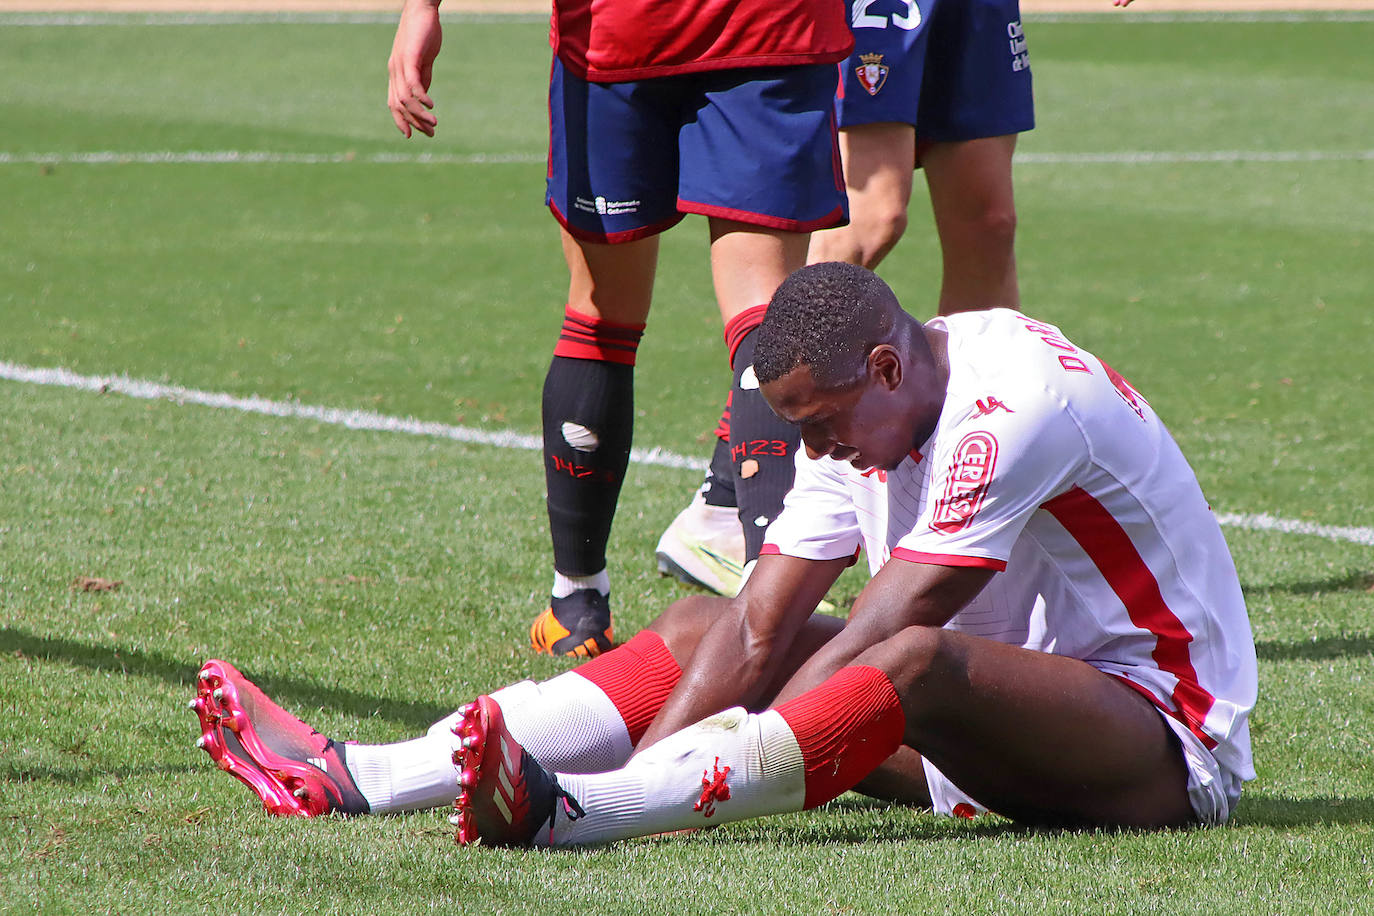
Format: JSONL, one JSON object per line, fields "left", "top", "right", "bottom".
{"left": 388, "top": 0, "right": 444, "bottom": 138}
{"left": 771, "top": 558, "right": 996, "bottom": 704}
{"left": 635, "top": 552, "right": 851, "bottom": 752}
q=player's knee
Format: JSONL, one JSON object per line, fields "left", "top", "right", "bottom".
{"left": 647, "top": 594, "right": 730, "bottom": 660}
{"left": 853, "top": 203, "right": 908, "bottom": 267}
{"left": 959, "top": 200, "right": 1017, "bottom": 251}
{"left": 853, "top": 625, "right": 955, "bottom": 704}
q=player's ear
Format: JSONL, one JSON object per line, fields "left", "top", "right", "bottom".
{"left": 867, "top": 344, "right": 902, "bottom": 391}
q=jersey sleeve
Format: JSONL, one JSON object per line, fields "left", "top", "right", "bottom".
{"left": 895, "top": 391, "right": 1086, "bottom": 570}
{"left": 761, "top": 453, "right": 861, "bottom": 562}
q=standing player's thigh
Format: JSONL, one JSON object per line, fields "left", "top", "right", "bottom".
{"left": 677, "top": 64, "right": 846, "bottom": 233}
{"left": 914, "top": 0, "right": 1034, "bottom": 143}
{"left": 864, "top": 627, "right": 1194, "bottom": 828}
{"left": 546, "top": 58, "right": 687, "bottom": 245}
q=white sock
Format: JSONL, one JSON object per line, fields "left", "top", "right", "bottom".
{"left": 543, "top": 707, "right": 805, "bottom": 847}
{"left": 345, "top": 671, "right": 634, "bottom": 813}
{"left": 345, "top": 714, "right": 463, "bottom": 814}
{"left": 552, "top": 569, "right": 610, "bottom": 598}
{"left": 492, "top": 673, "right": 633, "bottom": 774}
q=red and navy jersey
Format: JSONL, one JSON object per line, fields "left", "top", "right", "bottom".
{"left": 550, "top": 0, "right": 853, "bottom": 82}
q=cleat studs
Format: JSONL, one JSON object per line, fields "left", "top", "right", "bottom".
{"left": 459, "top": 771, "right": 477, "bottom": 789}
{"left": 195, "top": 735, "right": 208, "bottom": 749}
{"left": 213, "top": 688, "right": 224, "bottom": 701}
{"left": 462, "top": 735, "right": 478, "bottom": 750}
{"left": 188, "top": 699, "right": 199, "bottom": 710}
{"left": 293, "top": 787, "right": 309, "bottom": 799}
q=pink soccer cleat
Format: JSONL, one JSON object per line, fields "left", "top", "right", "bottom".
{"left": 450, "top": 695, "right": 583, "bottom": 847}
{"left": 191, "top": 659, "right": 368, "bottom": 817}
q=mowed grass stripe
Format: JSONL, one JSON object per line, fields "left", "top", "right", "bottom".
{"left": 6, "top": 358, "right": 1372, "bottom": 547}
{"left": 4, "top": 149, "right": 1373, "bottom": 165}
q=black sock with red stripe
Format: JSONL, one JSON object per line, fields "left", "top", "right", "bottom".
{"left": 724, "top": 305, "right": 798, "bottom": 562}
{"left": 700, "top": 423, "right": 738, "bottom": 510}
{"left": 543, "top": 306, "right": 645, "bottom": 576}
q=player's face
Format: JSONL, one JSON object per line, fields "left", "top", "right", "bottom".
{"left": 762, "top": 361, "right": 917, "bottom": 472}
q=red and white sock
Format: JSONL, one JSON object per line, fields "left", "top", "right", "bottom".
{"left": 545, "top": 666, "right": 905, "bottom": 846}
{"left": 345, "top": 631, "right": 681, "bottom": 813}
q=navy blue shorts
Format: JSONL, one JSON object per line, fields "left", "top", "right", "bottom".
{"left": 836, "top": 0, "right": 1034, "bottom": 143}
{"left": 547, "top": 59, "right": 848, "bottom": 244}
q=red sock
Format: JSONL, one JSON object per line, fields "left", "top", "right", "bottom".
{"left": 573, "top": 631, "right": 682, "bottom": 743}
{"left": 774, "top": 666, "right": 906, "bottom": 810}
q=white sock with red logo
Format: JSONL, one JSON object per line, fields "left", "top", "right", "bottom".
{"left": 346, "top": 630, "right": 682, "bottom": 814}
{"left": 542, "top": 665, "right": 906, "bottom": 846}
{"left": 545, "top": 706, "right": 805, "bottom": 847}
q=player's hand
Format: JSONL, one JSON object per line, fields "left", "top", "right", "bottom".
{"left": 387, "top": 0, "right": 443, "bottom": 138}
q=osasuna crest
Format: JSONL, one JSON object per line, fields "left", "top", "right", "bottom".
{"left": 855, "top": 52, "right": 889, "bottom": 96}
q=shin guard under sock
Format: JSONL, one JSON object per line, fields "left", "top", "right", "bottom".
{"left": 543, "top": 306, "right": 644, "bottom": 575}
{"left": 723, "top": 305, "right": 799, "bottom": 561}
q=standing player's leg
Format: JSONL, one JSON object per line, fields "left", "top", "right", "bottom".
{"left": 531, "top": 61, "right": 685, "bottom": 656}
{"left": 708, "top": 220, "right": 811, "bottom": 566}
{"left": 920, "top": 133, "right": 1020, "bottom": 314}
{"left": 530, "top": 229, "right": 658, "bottom": 658}
{"left": 807, "top": 122, "right": 917, "bottom": 269}
{"left": 908, "top": 0, "right": 1033, "bottom": 313}
{"left": 655, "top": 63, "right": 847, "bottom": 588}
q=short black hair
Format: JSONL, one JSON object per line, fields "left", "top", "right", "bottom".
{"left": 754, "top": 262, "right": 901, "bottom": 390}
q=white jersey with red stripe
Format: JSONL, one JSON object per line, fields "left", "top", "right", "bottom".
{"left": 762, "top": 309, "right": 1257, "bottom": 780}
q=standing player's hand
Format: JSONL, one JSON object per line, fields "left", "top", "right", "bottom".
{"left": 388, "top": 0, "right": 443, "bottom": 138}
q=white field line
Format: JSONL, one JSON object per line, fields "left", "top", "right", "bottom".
{"left": 3, "top": 150, "right": 1373, "bottom": 167}
{"left": 1214, "top": 513, "right": 1374, "bottom": 548}
{"left": 3, "top": 359, "right": 1372, "bottom": 548}
{"left": 0, "top": 361, "right": 704, "bottom": 472}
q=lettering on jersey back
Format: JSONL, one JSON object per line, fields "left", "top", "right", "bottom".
{"left": 1019, "top": 318, "right": 1093, "bottom": 374}
{"left": 931, "top": 431, "right": 998, "bottom": 534}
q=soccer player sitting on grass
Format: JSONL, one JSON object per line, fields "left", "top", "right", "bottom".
{"left": 192, "top": 263, "right": 1257, "bottom": 844}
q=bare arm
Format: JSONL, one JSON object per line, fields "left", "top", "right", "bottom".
{"left": 771, "top": 557, "right": 996, "bottom": 705}
{"left": 387, "top": 0, "right": 443, "bottom": 138}
{"left": 636, "top": 552, "right": 850, "bottom": 750}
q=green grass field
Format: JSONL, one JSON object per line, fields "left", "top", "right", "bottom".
{"left": 2, "top": 11, "right": 1372, "bottom": 914}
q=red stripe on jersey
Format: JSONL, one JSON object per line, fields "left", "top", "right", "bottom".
{"left": 890, "top": 548, "right": 1007, "bottom": 571}
{"left": 553, "top": 306, "right": 646, "bottom": 366}
{"left": 760, "top": 543, "right": 860, "bottom": 567}
{"left": 1042, "top": 486, "right": 1218, "bottom": 749}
